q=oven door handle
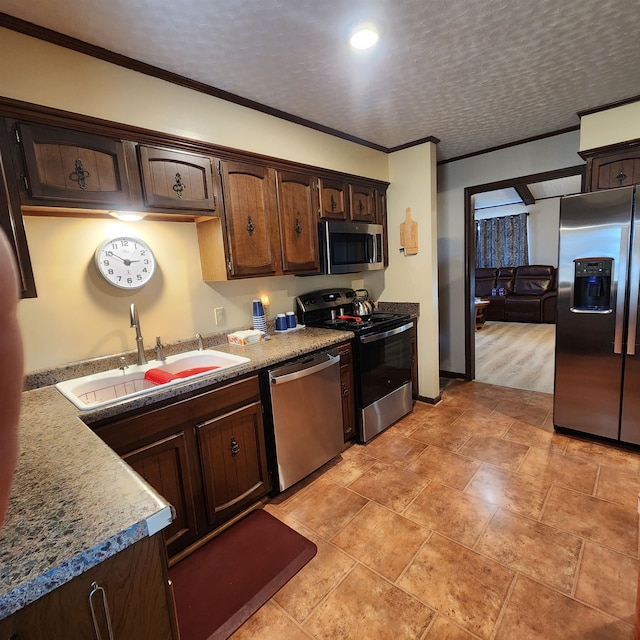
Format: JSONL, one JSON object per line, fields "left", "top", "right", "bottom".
{"left": 359, "top": 321, "right": 414, "bottom": 344}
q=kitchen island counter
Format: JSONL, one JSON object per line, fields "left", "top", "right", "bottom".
{"left": 1, "top": 326, "right": 352, "bottom": 619}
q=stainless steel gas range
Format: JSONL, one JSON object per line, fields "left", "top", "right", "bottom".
{"left": 296, "top": 288, "right": 414, "bottom": 443}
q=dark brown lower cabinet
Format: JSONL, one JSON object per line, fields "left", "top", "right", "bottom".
{"left": 338, "top": 342, "right": 356, "bottom": 441}
{"left": 0, "top": 533, "right": 178, "bottom": 639}
{"left": 92, "top": 375, "right": 271, "bottom": 558}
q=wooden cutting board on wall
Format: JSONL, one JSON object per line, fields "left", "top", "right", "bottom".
{"left": 400, "top": 207, "right": 418, "bottom": 255}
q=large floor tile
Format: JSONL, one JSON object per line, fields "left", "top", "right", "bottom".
{"left": 229, "top": 601, "right": 311, "bottom": 640}
{"left": 518, "top": 446, "right": 598, "bottom": 495}
{"left": 464, "top": 463, "right": 551, "bottom": 519}
{"left": 331, "top": 501, "right": 430, "bottom": 581}
{"left": 320, "top": 445, "right": 378, "bottom": 487}
{"left": 408, "top": 421, "right": 472, "bottom": 452}
{"left": 503, "top": 419, "right": 569, "bottom": 452}
{"left": 595, "top": 465, "right": 640, "bottom": 509}
{"left": 457, "top": 435, "right": 530, "bottom": 471}
{"left": 362, "top": 430, "right": 428, "bottom": 467}
{"left": 398, "top": 533, "right": 514, "bottom": 640}
{"left": 474, "top": 508, "right": 582, "bottom": 594}
{"left": 404, "top": 481, "right": 496, "bottom": 547}
{"left": 406, "top": 445, "right": 482, "bottom": 490}
{"left": 450, "top": 410, "right": 514, "bottom": 438}
{"left": 281, "top": 477, "right": 368, "bottom": 540}
{"left": 347, "top": 461, "right": 429, "bottom": 513}
{"left": 575, "top": 541, "right": 639, "bottom": 625}
{"left": 565, "top": 438, "right": 640, "bottom": 474}
{"left": 494, "top": 574, "right": 634, "bottom": 640}
{"left": 424, "top": 614, "right": 481, "bottom": 639}
{"left": 303, "top": 563, "right": 434, "bottom": 640}
{"left": 541, "top": 486, "right": 638, "bottom": 557}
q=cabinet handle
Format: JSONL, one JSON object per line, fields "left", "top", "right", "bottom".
{"left": 88, "top": 581, "right": 115, "bottom": 640}
{"left": 357, "top": 199, "right": 365, "bottom": 214}
{"left": 295, "top": 218, "right": 302, "bottom": 236}
{"left": 246, "top": 216, "right": 255, "bottom": 236}
{"left": 330, "top": 195, "right": 337, "bottom": 212}
{"left": 172, "top": 172, "right": 186, "bottom": 198}
{"left": 342, "top": 383, "right": 349, "bottom": 397}
{"left": 230, "top": 436, "right": 240, "bottom": 458}
{"left": 69, "top": 159, "right": 90, "bottom": 190}
{"left": 616, "top": 167, "right": 627, "bottom": 187}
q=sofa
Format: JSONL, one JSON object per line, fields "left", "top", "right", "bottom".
{"left": 475, "top": 265, "right": 557, "bottom": 323}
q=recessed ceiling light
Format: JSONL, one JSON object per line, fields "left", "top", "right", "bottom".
{"left": 350, "top": 24, "right": 379, "bottom": 50}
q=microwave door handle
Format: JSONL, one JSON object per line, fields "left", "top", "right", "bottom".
{"left": 366, "top": 234, "right": 374, "bottom": 263}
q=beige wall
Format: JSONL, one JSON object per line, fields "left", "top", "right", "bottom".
{"left": 0, "top": 28, "right": 390, "bottom": 372}
{"left": 580, "top": 100, "right": 640, "bottom": 151}
{"left": 371, "top": 143, "right": 439, "bottom": 399}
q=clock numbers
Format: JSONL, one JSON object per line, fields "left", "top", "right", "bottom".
{"left": 94, "top": 236, "right": 156, "bottom": 290}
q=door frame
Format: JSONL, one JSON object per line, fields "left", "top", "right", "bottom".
{"left": 463, "top": 164, "right": 586, "bottom": 380}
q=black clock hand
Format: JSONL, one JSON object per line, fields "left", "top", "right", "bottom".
{"left": 108, "top": 253, "right": 139, "bottom": 266}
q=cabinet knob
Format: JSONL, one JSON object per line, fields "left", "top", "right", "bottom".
{"left": 342, "top": 383, "right": 349, "bottom": 397}
{"left": 616, "top": 167, "right": 627, "bottom": 187}
{"left": 69, "top": 158, "right": 90, "bottom": 190}
{"left": 172, "top": 172, "right": 186, "bottom": 198}
{"left": 246, "top": 216, "right": 255, "bottom": 236}
{"left": 295, "top": 218, "right": 302, "bottom": 236}
{"left": 330, "top": 195, "right": 337, "bottom": 212}
{"left": 230, "top": 436, "right": 240, "bottom": 458}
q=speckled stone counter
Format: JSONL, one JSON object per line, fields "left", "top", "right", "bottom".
{"left": 1, "top": 326, "right": 352, "bottom": 620}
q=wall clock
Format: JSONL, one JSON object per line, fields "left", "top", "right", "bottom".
{"left": 94, "top": 236, "right": 156, "bottom": 290}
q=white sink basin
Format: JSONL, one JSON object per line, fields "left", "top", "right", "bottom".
{"left": 56, "top": 349, "right": 250, "bottom": 411}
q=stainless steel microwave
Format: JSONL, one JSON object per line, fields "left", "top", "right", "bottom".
{"left": 318, "top": 220, "right": 385, "bottom": 274}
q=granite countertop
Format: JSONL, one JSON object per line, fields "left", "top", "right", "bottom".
{"left": 0, "top": 326, "right": 352, "bottom": 620}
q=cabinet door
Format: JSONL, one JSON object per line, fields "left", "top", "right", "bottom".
{"left": 319, "top": 177, "right": 349, "bottom": 220}
{"left": 123, "top": 433, "right": 200, "bottom": 557}
{"left": 13, "top": 121, "right": 132, "bottom": 207}
{"left": 219, "top": 159, "right": 281, "bottom": 277}
{"left": 0, "top": 122, "right": 36, "bottom": 297}
{"left": 0, "top": 534, "right": 177, "bottom": 640}
{"left": 349, "top": 182, "right": 376, "bottom": 222}
{"left": 138, "top": 145, "right": 219, "bottom": 212}
{"left": 276, "top": 170, "right": 320, "bottom": 273}
{"left": 590, "top": 148, "right": 640, "bottom": 191}
{"left": 376, "top": 187, "right": 389, "bottom": 267}
{"left": 338, "top": 343, "right": 356, "bottom": 441}
{"left": 197, "top": 401, "right": 270, "bottom": 528}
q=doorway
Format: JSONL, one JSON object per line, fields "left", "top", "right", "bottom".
{"left": 463, "top": 165, "right": 585, "bottom": 390}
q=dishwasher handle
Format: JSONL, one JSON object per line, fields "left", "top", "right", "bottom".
{"left": 270, "top": 353, "right": 340, "bottom": 385}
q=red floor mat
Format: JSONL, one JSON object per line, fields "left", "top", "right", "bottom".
{"left": 169, "top": 509, "right": 317, "bottom": 640}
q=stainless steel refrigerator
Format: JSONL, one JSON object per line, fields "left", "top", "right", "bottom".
{"left": 554, "top": 185, "right": 640, "bottom": 443}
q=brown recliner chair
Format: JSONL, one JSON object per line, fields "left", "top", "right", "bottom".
{"left": 504, "top": 265, "right": 556, "bottom": 323}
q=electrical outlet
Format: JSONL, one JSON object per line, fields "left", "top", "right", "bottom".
{"left": 214, "top": 307, "right": 224, "bottom": 325}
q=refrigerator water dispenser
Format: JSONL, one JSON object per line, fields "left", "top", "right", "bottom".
{"left": 572, "top": 259, "right": 612, "bottom": 311}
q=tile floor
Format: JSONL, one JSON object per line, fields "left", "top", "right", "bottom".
{"left": 229, "top": 381, "right": 640, "bottom": 640}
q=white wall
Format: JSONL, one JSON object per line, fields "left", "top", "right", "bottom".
{"left": 438, "top": 130, "right": 581, "bottom": 374}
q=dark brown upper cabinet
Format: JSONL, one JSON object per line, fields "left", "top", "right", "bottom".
{"left": 11, "top": 121, "right": 132, "bottom": 208}
{"left": 583, "top": 143, "right": 640, "bottom": 192}
{"left": 349, "top": 181, "right": 376, "bottom": 222}
{"left": 137, "top": 145, "right": 219, "bottom": 213}
{"left": 276, "top": 170, "right": 320, "bottom": 274}
{"left": 217, "top": 159, "right": 281, "bottom": 278}
{"left": 0, "top": 123, "right": 36, "bottom": 298}
{"left": 319, "top": 177, "right": 349, "bottom": 220}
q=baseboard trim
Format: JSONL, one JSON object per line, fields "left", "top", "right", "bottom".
{"left": 439, "top": 370, "right": 465, "bottom": 379}
{"left": 414, "top": 394, "right": 441, "bottom": 405}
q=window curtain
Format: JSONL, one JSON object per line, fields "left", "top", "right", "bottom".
{"left": 476, "top": 213, "right": 529, "bottom": 268}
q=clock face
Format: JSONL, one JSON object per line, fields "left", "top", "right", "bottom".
{"left": 94, "top": 236, "right": 156, "bottom": 290}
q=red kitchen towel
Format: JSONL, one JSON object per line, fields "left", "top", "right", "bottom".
{"left": 174, "top": 366, "right": 219, "bottom": 378}
{"left": 144, "top": 368, "right": 177, "bottom": 384}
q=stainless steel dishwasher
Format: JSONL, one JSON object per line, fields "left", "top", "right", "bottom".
{"left": 267, "top": 347, "right": 344, "bottom": 491}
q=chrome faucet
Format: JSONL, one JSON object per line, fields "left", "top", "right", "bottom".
{"left": 155, "top": 336, "right": 165, "bottom": 362}
{"left": 129, "top": 303, "right": 147, "bottom": 365}
{"left": 196, "top": 333, "right": 204, "bottom": 350}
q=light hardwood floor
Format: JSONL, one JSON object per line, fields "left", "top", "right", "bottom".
{"left": 475, "top": 321, "right": 555, "bottom": 394}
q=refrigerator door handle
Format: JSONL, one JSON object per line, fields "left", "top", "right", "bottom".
{"left": 615, "top": 231, "right": 630, "bottom": 355}
{"left": 626, "top": 220, "right": 640, "bottom": 356}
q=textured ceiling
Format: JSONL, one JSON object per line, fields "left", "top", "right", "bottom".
{"left": 1, "top": 0, "right": 639, "bottom": 160}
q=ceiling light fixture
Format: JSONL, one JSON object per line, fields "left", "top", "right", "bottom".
{"left": 349, "top": 23, "right": 379, "bottom": 50}
{"left": 108, "top": 210, "right": 146, "bottom": 222}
